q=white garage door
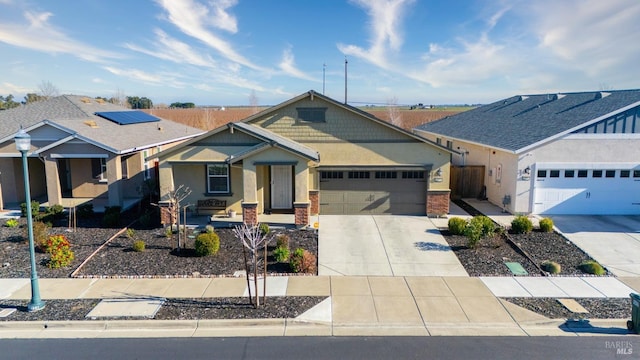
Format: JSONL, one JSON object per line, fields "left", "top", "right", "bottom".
{"left": 319, "top": 169, "right": 426, "bottom": 215}
{"left": 532, "top": 167, "right": 640, "bottom": 215}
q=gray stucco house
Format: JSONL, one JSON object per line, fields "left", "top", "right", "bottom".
{"left": 414, "top": 89, "right": 640, "bottom": 215}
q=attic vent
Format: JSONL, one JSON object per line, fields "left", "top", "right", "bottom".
{"left": 518, "top": 95, "right": 529, "bottom": 101}
{"left": 95, "top": 98, "right": 106, "bottom": 104}
{"left": 595, "top": 92, "right": 611, "bottom": 99}
{"left": 80, "top": 97, "right": 91, "bottom": 103}
{"left": 83, "top": 120, "right": 99, "bottom": 128}
{"left": 556, "top": 94, "right": 566, "bottom": 100}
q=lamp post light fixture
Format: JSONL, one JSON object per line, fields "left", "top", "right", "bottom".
{"left": 15, "top": 128, "right": 45, "bottom": 312}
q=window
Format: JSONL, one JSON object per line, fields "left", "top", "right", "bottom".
{"left": 348, "top": 171, "right": 370, "bottom": 179}
{"left": 375, "top": 171, "right": 397, "bottom": 179}
{"left": 537, "top": 170, "right": 547, "bottom": 178}
{"left": 634, "top": 170, "right": 640, "bottom": 178}
{"left": 550, "top": 170, "right": 560, "bottom": 178}
{"left": 143, "top": 150, "right": 151, "bottom": 180}
{"left": 605, "top": 170, "right": 616, "bottom": 178}
{"left": 621, "top": 170, "right": 631, "bottom": 178}
{"left": 320, "top": 171, "right": 343, "bottom": 179}
{"left": 446, "top": 140, "right": 453, "bottom": 149}
{"left": 92, "top": 158, "right": 108, "bottom": 182}
{"left": 207, "top": 164, "right": 229, "bottom": 193}
{"left": 564, "top": 170, "right": 575, "bottom": 178}
{"left": 593, "top": 170, "right": 603, "bottom": 178}
{"left": 577, "top": 170, "right": 588, "bottom": 178}
{"left": 121, "top": 155, "right": 131, "bottom": 179}
{"left": 402, "top": 171, "right": 424, "bottom": 179}
{"left": 296, "top": 107, "right": 327, "bottom": 123}
{"left": 436, "top": 138, "right": 442, "bottom": 145}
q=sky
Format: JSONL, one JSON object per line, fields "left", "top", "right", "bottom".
{"left": 1, "top": 0, "right": 639, "bottom": 107}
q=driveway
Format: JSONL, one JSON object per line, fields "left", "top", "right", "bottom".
{"left": 551, "top": 215, "right": 640, "bottom": 276}
{"left": 317, "top": 215, "right": 468, "bottom": 276}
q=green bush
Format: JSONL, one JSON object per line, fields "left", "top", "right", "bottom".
{"left": 511, "top": 215, "right": 533, "bottom": 234}
{"left": 580, "top": 260, "right": 606, "bottom": 275}
{"left": 126, "top": 228, "right": 136, "bottom": 239}
{"left": 471, "top": 215, "right": 495, "bottom": 237}
{"left": 195, "top": 232, "right": 220, "bottom": 256}
{"left": 45, "top": 204, "right": 65, "bottom": 219}
{"left": 20, "top": 201, "right": 40, "bottom": 218}
{"left": 289, "top": 248, "right": 316, "bottom": 274}
{"left": 448, "top": 217, "right": 467, "bottom": 235}
{"left": 259, "top": 223, "right": 270, "bottom": 235}
{"left": 132, "top": 240, "right": 146, "bottom": 252}
{"left": 273, "top": 246, "right": 290, "bottom": 262}
{"left": 539, "top": 218, "right": 554, "bottom": 232}
{"left": 275, "top": 234, "right": 290, "bottom": 249}
{"left": 76, "top": 203, "right": 94, "bottom": 219}
{"left": 541, "top": 260, "right": 561, "bottom": 274}
{"left": 4, "top": 218, "right": 19, "bottom": 228}
{"left": 464, "top": 219, "right": 484, "bottom": 249}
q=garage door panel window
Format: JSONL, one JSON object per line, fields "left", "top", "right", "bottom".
{"left": 621, "top": 170, "right": 630, "bottom": 178}
{"left": 320, "top": 171, "right": 343, "bottom": 180}
{"left": 578, "top": 170, "right": 588, "bottom": 178}
{"left": 375, "top": 171, "right": 397, "bottom": 179}
{"left": 348, "top": 171, "right": 370, "bottom": 179}
{"left": 592, "top": 170, "right": 603, "bottom": 178}
{"left": 634, "top": 170, "right": 640, "bottom": 178}
{"left": 606, "top": 170, "right": 616, "bottom": 178}
{"left": 402, "top": 171, "right": 425, "bottom": 179}
{"left": 564, "top": 170, "right": 575, "bottom": 178}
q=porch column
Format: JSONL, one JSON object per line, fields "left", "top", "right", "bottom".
{"left": 427, "top": 189, "right": 450, "bottom": 217}
{"left": 158, "top": 161, "right": 175, "bottom": 202}
{"left": 242, "top": 162, "right": 258, "bottom": 225}
{"left": 293, "top": 163, "right": 310, "bottom": 226}
{"left": 106, "top": 155, "right": 123, "bottom": 208}
{"left": 43, "top": 156, "right": 62, "bottom": 206}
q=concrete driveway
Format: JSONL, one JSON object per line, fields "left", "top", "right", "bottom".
{"left": 551, "top": 215, "right": 640, "bottom": 276}
{"left": 317, "top": 215, "right": 468, "bottom": 277}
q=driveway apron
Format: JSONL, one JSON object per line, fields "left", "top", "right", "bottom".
{"left": 551, "top": 215, "right": 640, "bottom": 277}
{"left": 318, "top": 215, "right": 468, "bottom": 277}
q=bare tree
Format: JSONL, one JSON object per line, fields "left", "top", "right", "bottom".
{"left": 38, "top": 80, "right": 60, "bottom": 99}
{"left": 249, "top": 90, "right": 259, "bottom": 115}
{"left": 387, "top": 96, "right": 402, "bottom": 127}
{"left": 155, "top": 185, "right": 192, "bottom": 252}
{"left": 233, "top": 223, "right": 272, "bottom": 308}
{"left": 110, "top": 88, "right": 128, "bottom": 108}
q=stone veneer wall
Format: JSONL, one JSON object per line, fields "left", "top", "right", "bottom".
{"left": 427, "top": 190, "right": 450, "bottom": 216}
{"left": 309, "top": 190, "right": 319, "bottom": 215}
{"left": 294, "top": 203, "right": 310, "bottom": 226}
{"left": 242, "top": 203, "right": 258, "bottom": 225}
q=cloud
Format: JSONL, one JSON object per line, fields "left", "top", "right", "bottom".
{"left": 0, "top": 10, "right": 121, "bottom": 63}
{"left": 103, "top": 66, "right": 187, "bottom": 88}
{"left": 278, "top": 46, "right": 316, "bottom": 81}
{"left": 156, "top": 0, "right": 265, "bottom": 71}
{"left": 124, "top": 29, "right": 217, "bottom": 68}
{"left": 0, "top": 82, "right": 32, "bottom": 95}
{"left": 338, "top": 0, "right": 414, "bottom": 68}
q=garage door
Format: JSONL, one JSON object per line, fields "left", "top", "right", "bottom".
{"left": 319, "top": 170, "right": 426, "bottom": 215}
{"left": 532, "top": 167, "right": 640, "bottom": 215}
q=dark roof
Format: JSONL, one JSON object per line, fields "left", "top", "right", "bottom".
{"left": 415, "top": 89, "right": 640, "bottom": 152}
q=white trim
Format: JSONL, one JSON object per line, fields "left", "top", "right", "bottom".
{"left": 563, "top": 133, "right": 640, "bottom": 140}
{"left": 119, "top": 133, "right": 205, "bottom": 155}
{"left": 50, "top": 153, "right": 109, "bottom": 159}
{"left": 413, "top": 129, "right": 507, "bottom": 154}
{"left": 517, "top": 100, "right": 640, "bottom": 154}
{"left": 535, "top": 162, "right": 639, "bottom": 170}
{"left": 33, "top": 135, "right": 76, "bottom": 154}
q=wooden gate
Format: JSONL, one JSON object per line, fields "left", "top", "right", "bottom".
{"left": 450, "top": 165, "right": 485, "bottom": 199}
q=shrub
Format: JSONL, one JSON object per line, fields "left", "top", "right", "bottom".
{"left": 275, "top": 234, "right": 290, "bottom": 249}
{"left": 205, "top": 224, "right": 215, "bottom": 234}
{"left": 541, "top": 260, "right": 561, "bottom": 274}
{"left": 4, "top": 218, "right": 19, "bottom": 228}
{"left": 45, "top": 204, "right": 65, "bottom": 220}
{"left": 470, "top": 215, "right": 495, "bottom": 237}
{"left": 273, "top": 246, "right": 290, "bottom": 262}
{"left": 20, "top": 201, "right": 40, "bottom": 218}
{"left": 132, "top": 240, "right": 146, "bottom": 252}
{"left": 289, "top": 248, "right": 317, "bottom": 274}
{"left": 76, "top": 203, "right": 94, "bottom": 219}
{"left": 23, "top": 221, "right": 50, "bottom": 251}
{"left": 195, "top": 232, "right": 220, "bottom": 256}
{"left": 44, "top": 234, "right": 74, "bottom": 268}
{"left": 464, "top": 219, "right": 484, "bottom": 249}
{"left": 539, "top": 218, "right": 554, "bottom": 232}
{"left": 126, "top": 228, "right": 136, "bottom": 239}
{"left": 259, "top": 223, "right": 270, "bottom": 235}
{"left": 580, "top": 260, "right": 606, "bottom": 275}
{"left": 448, "top": 217, "right": 467, "bottom": 235}
{"left": 511, "top": 215, "right": 533, "bottom": 234}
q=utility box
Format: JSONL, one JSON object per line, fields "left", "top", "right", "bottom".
{"left": 627, "top": 293, "right": 640, "bottom": 333}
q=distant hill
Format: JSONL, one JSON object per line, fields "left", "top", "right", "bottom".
{"left": 143, "top": 106, "right": 470, "bottom": 131}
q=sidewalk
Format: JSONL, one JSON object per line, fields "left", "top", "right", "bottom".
{"left": 0, "top": 276, "right": 636, "bottom": 338}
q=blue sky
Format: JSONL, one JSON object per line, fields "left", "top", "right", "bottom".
{"left": 1, "top": 0, "right": 639, "bottom": 106}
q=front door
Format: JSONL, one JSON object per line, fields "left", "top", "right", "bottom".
{"left": 271, "top": 165, "right": 292, "bottom": 209}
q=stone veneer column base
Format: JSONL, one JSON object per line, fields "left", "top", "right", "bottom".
{"left": 308, "top": 190, "right": 319, "bottom": 215}
{"left": 427, "top": 190, "right": 450, "bottom": 217}
{"left": 294, "top": 202, "right": 310, "bottom": 227}
{"left": 241, "top": 202, "right": 258, "bottom": 225}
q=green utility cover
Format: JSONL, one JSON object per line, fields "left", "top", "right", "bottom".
{"left": 505, "top": 262, "right": 528, "bottom": 276}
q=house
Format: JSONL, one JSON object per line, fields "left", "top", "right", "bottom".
{"left": 153, "top": 90, "right": 453, "bottom": 226}
{"left": 0, "top": 95, "right": 203, "bottom": 211}
{"left": 414, "top": 89, "right": 640, "bottom": 215}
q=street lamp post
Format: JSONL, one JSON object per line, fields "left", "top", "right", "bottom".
{"left": 15, "top": 128, "right": 45, "bottom": 312}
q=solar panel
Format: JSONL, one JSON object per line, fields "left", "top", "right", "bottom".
{"left": 94, "top": 111, "right": 160, "bottom": 125}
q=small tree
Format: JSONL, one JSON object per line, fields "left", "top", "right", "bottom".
{"left": 233, "top": 223, "right": 272, "bottom": 308}
{"left": 154, "top": 185, "right": 191, "bottom": 252}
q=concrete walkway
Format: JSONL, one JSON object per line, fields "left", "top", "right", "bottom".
{"left": 318, "top": 215, "right": 467, "bottom": 277}
{"left": 1, "top": 276, "right": 636, "bottom": 338}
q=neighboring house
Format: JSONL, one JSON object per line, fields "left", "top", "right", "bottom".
{"left": 414, "top": 89, "right": 640, "bottom": 215}
{"left": 0, "top": 95, "right": 203, "bottom": 211}
{"left": 153, "top": 90, "right": 452, "bottom": 226}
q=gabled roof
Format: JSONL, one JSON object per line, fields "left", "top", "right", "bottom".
{"left": 0, "top": 95, "right": 204, "bottom": 154}
{"left": 242, "top": 90, "right": 453, "bottom": 153}
{"left": 415, "top": 89, "right": 640, "bottom": 153}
